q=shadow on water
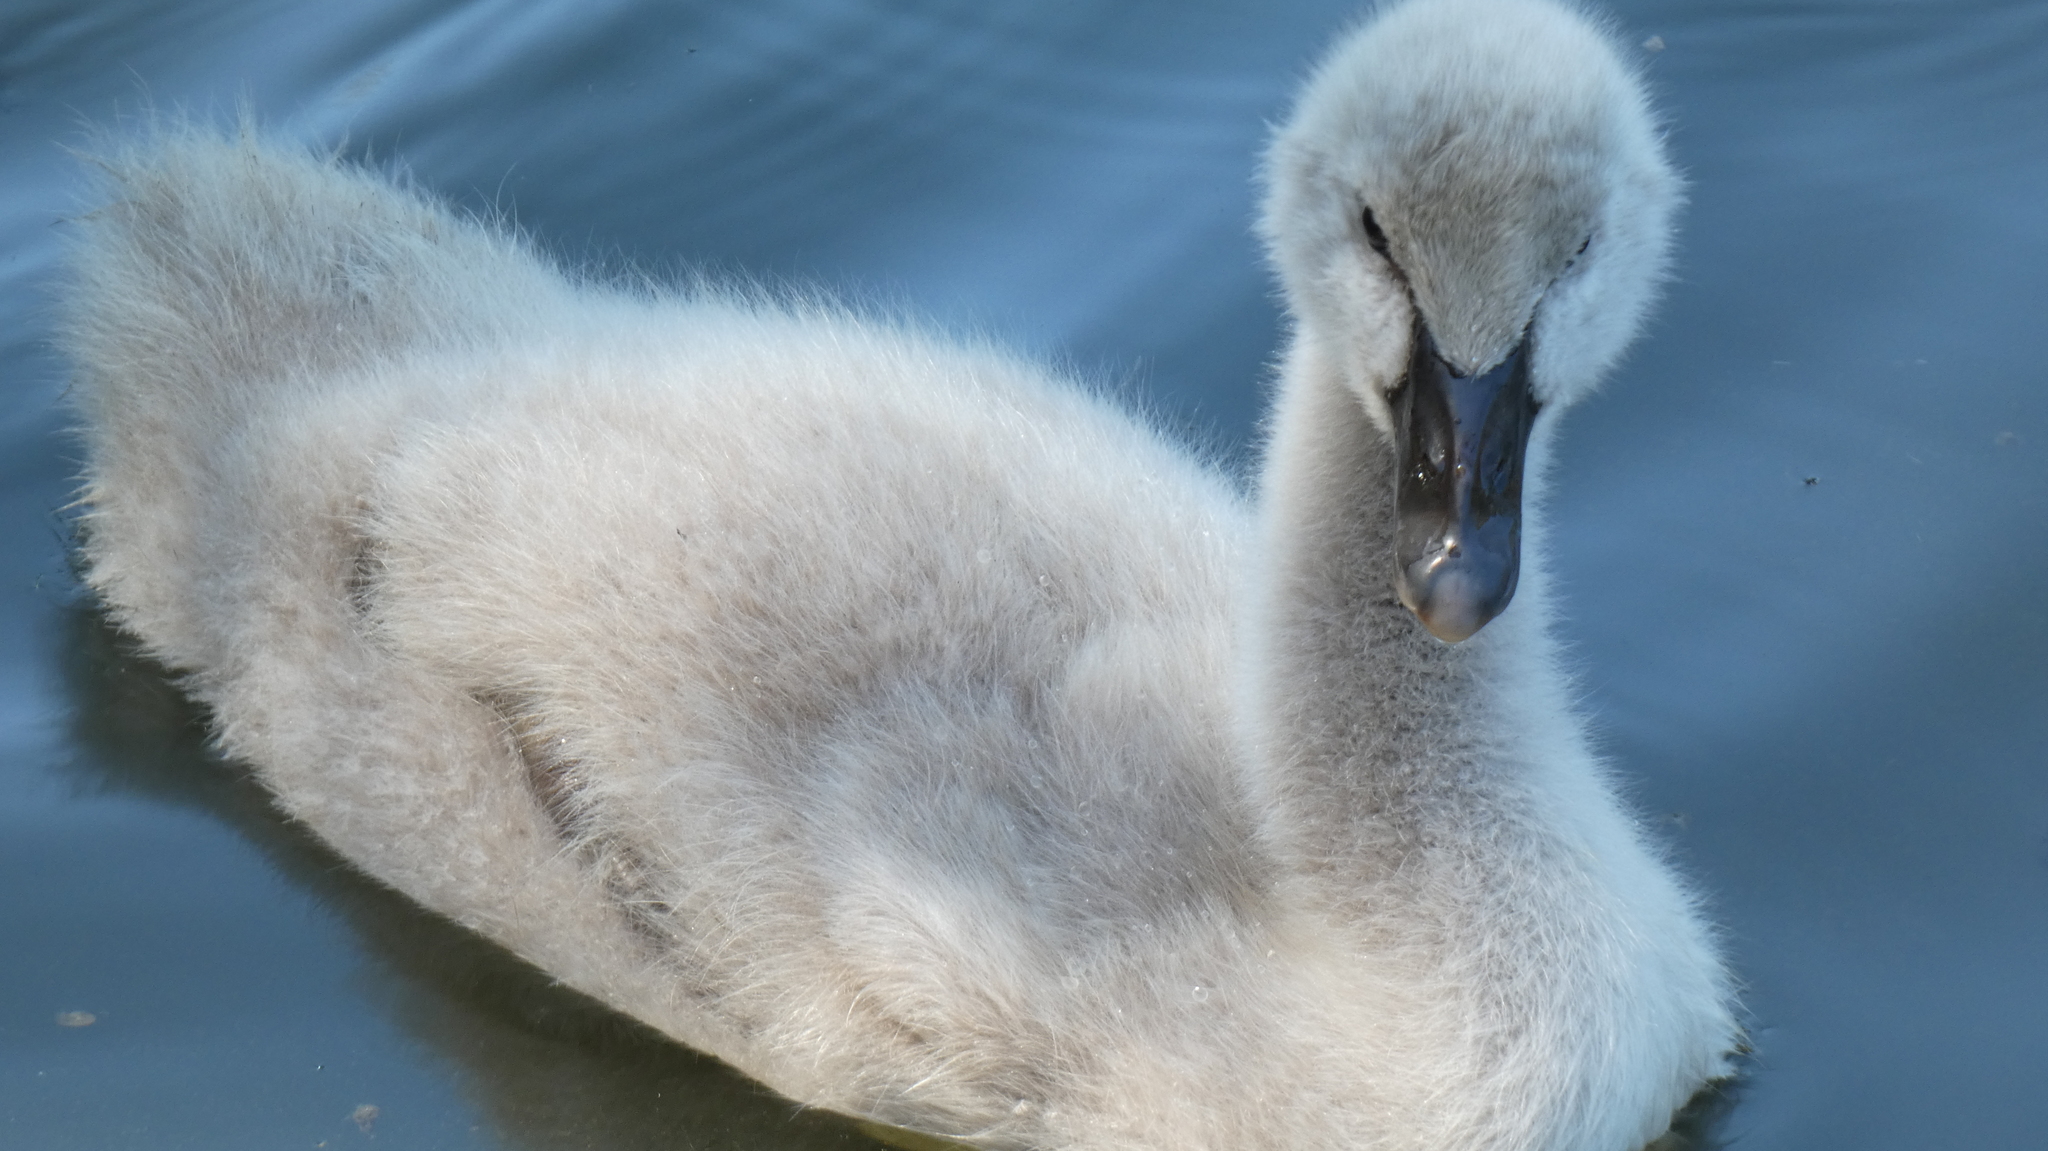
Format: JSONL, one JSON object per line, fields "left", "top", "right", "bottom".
{"left": 52, "top": 600, "right": 1747, "bottom": 1151}
{"left": 1656, "top": 1075, "right": 1747, "bottom": 1151}
{"left": 53, "top": 601, "right": 899, "bottom": 1151}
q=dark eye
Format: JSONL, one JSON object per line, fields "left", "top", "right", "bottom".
{"left": 1562, "top": 234, "right": 1592, "bottom": 272}
{"left": 1361, "top": 207, "right": 1391, "bottom": 257}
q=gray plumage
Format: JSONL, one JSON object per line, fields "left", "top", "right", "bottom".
{"left": 62, "top": 0, "right": 1736, "bottom": 1147}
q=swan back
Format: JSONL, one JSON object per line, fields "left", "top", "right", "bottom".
{"left": 62, "top": 123, "right": 573, "bottom": 671}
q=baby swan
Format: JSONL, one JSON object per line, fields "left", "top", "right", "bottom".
{"left": 64, "top": 0, "right": 1734, "bottom": 1147}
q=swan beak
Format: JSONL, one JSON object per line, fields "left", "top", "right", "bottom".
{"left": 1392, "top": 324, "right": 1539, "bottom": 643}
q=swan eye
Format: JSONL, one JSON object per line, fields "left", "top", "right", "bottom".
{"left": 1563, "top": 234, "right": 1592, "bottom": 271}
{"left": 1361, "top": 207, "right": 1392, "bottom": 257}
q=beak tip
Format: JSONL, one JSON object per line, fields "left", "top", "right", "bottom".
{"left": 1420, "top": 613, "right": 1483, "bottom": 644}
{"left": 1399, "top": 566, "right": 1504, "bottom": 644}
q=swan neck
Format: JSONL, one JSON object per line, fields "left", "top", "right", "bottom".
{"left": 1247, "top": 335, "right": 1534, "bottom": 871}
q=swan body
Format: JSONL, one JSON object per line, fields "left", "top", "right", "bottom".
{"left": 64, "top": 0, "right": 1736, "bottom": 1147}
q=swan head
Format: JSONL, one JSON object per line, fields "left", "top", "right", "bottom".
{"left": 1262, "top": 0, "right": 1680, "bottom": 642}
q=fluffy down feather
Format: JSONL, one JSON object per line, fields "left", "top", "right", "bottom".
{"left": 63, "top": 1, "right": 1735, "bottom": 1148}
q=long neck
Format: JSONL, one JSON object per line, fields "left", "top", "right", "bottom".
{"left": 1243, "top": 332, "right": 1557, "bottom": 895}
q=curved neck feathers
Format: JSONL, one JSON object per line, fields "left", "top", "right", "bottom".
{"left": 1242, "top": 332, "right": 1565, "bottom": 890}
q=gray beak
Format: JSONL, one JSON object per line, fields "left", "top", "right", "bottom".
{"left": 1392, "top": 321, "right": 1538, "bottom": 643}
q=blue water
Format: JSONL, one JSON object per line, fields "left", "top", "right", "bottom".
{"left": 3, "top": 1, "right": 2044, "bottom": 1147}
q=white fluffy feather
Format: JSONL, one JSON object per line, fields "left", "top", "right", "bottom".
{"left": 63, "top": 1, "right": 1736, "bottom": 1147}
